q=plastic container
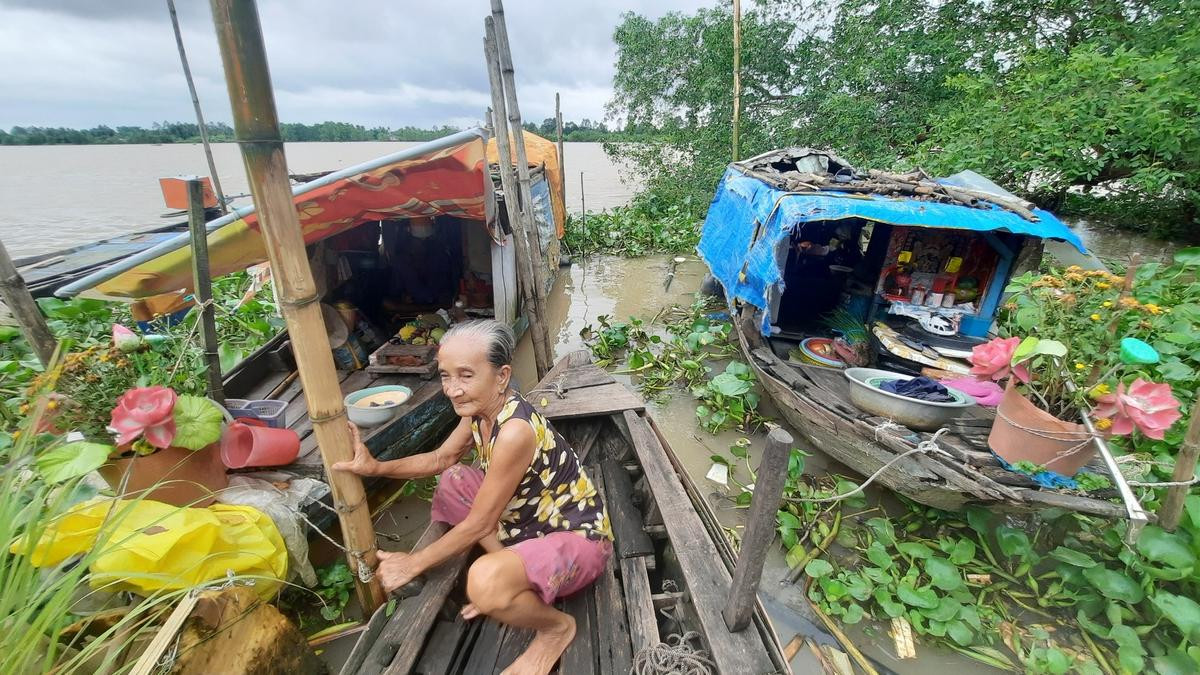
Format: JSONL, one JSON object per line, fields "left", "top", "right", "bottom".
{"left": 220, "top": 399, "right": 288, "bottom": 428}
{"left": 345, "top": 385, "right": 412, "bottom": 428}
{"left": 245, "top": 400, "right": 288, "bottom": 429}
{"left": 221, "top": 418, "right": 301, "bottom": 469}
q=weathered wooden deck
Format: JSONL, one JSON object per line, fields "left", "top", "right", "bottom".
{"left": 341, "top": 352, "right": 783, "bottom": 675}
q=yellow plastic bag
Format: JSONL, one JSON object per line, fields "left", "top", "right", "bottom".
{"left": 14, "top": 499, "right": 288, "bottom": 596}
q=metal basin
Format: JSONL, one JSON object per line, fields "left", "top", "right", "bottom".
{"left": 844, "top": 367, "right": 976, "bottom": 431}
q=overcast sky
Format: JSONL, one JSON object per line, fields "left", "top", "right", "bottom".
{"left": 0, "top": 0, "right": 711, "bottom": 130}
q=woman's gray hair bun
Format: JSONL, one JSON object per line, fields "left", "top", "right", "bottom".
{"left": 440, "top": 319, "right": 516, "bottom": 369}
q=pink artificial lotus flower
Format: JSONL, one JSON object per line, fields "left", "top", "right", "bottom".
{"left": 969, "top": 337, "right": 1029, "bottom": 382}
{"left": 110, "top": 386, "right": 178, "bottom": 449}
{"left": 111, "top": 324, "right": 141, "bottom": 353}
{"left": 1092, "top": 379, "right": 1183, "bottom": 440}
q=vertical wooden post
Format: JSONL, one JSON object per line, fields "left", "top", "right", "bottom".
{"left": 209, "top": 0, "right": 383, "bottom": 613}
{"left": 555, "top": 92, "right": 566, "bottom": 212}
{"left": 0, "top": 239, "right": 55, "bottom": 367}
{"left": 580, "top": 171, "right": 586, "bottom": 229}
{"left": 185, "top": 179, "right": 225, "bottom": 404}
{"left": 168, "top": 0, "right": 227, "bottom": 213}
{"left": 723, "top": 427, "right": 792, "bottom": 632}
{"left": 489, "top": 0, "right": 553, "bottom": 377}
{"left": 484, "top": 15, "right": 552, "bottom": 379}
{"left": 1160, "top": 397, "right": 1200, "bottom": 531}
{"left": 731, "top": 0, "right": 742, "bottom": 162}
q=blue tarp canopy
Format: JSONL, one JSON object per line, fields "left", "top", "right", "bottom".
{"left": 697, "top": 166, "right": 1087, "bottom": 336}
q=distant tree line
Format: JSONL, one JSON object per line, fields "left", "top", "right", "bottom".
{"left": 521, "top": 117, "right": 640, "bottom": 142}
{"left": 0, "top": 119, "right": 637, "bottom": 146}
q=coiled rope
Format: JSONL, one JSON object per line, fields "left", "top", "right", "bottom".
{"left": 631, "top": 631, "right": 716, "bottom": 675}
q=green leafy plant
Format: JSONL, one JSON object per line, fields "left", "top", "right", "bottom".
{"left": 1, "top": 378, "right": 197, "bottom": 673}
{"left": 694, "top": 361, "right": 766, "bottom": 433}
{"left": 564, "top": 201, "right": 699, "bottom": 257}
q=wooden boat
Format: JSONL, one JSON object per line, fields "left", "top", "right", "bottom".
{"left": 339, "top": 351, "right": 789, "bottom": 675}
{"left": 696, "top": 149, "right": 1149, "bottom": 534}
{"left": 48, "top": 129, "right": 567, "bottom": 529}
{"left": 735, "top": 309, "right": 1141, "bottom": 520}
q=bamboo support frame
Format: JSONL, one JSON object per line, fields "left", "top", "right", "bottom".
{"left": 0, "top": 238, "right": 56, "bottom": 366}
{"left": 209, "top": 0, "right": 383, "bottom": 612}
{"left": 489, "top": 0, "right": 553, "bottom": 379}
{"left": 484, "top": 13, "right": 552, "bottom": 378}
{"left": 185, "top": 179, "right": 225, "bottom": 403}
{"left": 168, "top": 0, "right": 227, "bottom": 213}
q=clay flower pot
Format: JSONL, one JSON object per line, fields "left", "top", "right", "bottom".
{"left": 98, "top": 443, "right": 228, "bottom": 508}
{"left": 989, "top": 383, "right": 1096, "bottom": 476}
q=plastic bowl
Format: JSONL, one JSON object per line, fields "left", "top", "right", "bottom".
{"left": 844, "top": 367, "right": 975, "bottom": 431}
{"left": 344, "top": 385, "right": 413, "bottom": 428}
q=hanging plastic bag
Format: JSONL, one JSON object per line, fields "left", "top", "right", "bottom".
{"left": 13, "top": 499, "right": 288, "bottom": 597}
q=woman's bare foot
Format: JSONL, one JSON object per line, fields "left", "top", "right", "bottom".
{"left": 460, "top": 602, "right": 481, "bottom": 620}
{"left": 500, "top": 614, "right": 576, "bottom": 675}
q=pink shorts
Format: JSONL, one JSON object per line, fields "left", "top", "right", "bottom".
{"left": 431, "top": 464, "right": 612, "bottom": 604}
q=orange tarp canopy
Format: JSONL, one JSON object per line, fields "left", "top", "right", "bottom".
{"left": 84, "top": 131, "right": 491, "bottom": 301}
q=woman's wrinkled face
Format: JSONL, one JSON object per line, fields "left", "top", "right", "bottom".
{"left": 437, "top": 335, "right": 511, "bottom": 418}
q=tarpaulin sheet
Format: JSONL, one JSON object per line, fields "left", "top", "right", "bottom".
{"left": 486, "top": 130, "right": 566, "bottom": 238}
{"left": 82, "top": 131, "right": 492, "bottom": 301}
{"left": 697, "top": 167, "right": 1087, "bottom": 336}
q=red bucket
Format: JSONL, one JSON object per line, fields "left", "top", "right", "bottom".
{"left": 220, "top": 418, "right": 300, "bottom": 469}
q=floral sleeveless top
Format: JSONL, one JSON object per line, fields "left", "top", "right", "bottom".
{"left": 472, "top": 393, "right": 612, "bottom": 544}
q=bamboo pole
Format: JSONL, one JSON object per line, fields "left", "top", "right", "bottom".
{"left": 731, "top": 0, "right": 742, "bottom": 162}
{"left": 208, "top": 0, "right": 383, "bottom": 613}
{"left": 168, "top": 0, "right": 227, "bottom": 214}
{"left": 1160, "top": 397, "right": 1200, "bottom": 531}
{"left": 488, "top": 0, "right": 553, "bottom": 378}
{"left": 555, "top": 92, "right": 566, "bottom": 214}
{"left": 0, "top": 239, "right": 55, "bottom": 367}
{"left": 484, "top": 16, "right": 552, "bottom": 378}
{"left": 723, "top": 427, "right": 791, "bottom": 631}
{"left": 485, "top": 101, "right": 545, "bottom": 378}
{"left": 185, "top": 179, "right": 225, "bottom": 404}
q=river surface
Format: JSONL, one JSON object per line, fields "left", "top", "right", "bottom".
{"left": 0, "top": 141, "right": 633, "bottom": 258}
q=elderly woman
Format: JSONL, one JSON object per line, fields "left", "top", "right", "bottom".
{"left": 333, "top": 320, "right": 612, "bottom": 675}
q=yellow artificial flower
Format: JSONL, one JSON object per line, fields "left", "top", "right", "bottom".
{"left": 1102, "top": 301, "right": 1113, "bottom": 308}
{"left": 1095, "top": 418, "right": 1113, "bottom": 431}
{"left": 1074, "top": 363, "right": 1086, "bottom": 370}
{"left": 1088, "top": 383, "right": 1111, "bottom": 399}
{"left": 1089, "top": 313, "right": 1101, "bottom": 321}
{"left": 1096, "top": 282, "right": 1111, "bottom": 290}
{"left": 1144, "top": 303, "right": 1162, "bottom": 315}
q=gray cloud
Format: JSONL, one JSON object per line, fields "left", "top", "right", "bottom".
{"left": 0, "top": 0, "right": 712, "bottom": 130}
